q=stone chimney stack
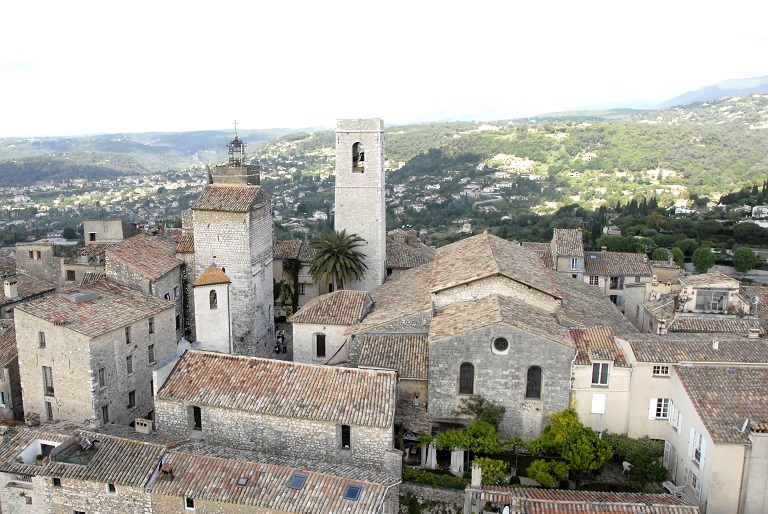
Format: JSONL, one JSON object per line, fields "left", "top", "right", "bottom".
{"left": 3, "top": 276, "right": 18, "bottom": 299}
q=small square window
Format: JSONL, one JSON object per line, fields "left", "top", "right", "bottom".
{"left": 287, "top": 472, "right": 308, "bottom": 490}
{"left": 89, "top": 232, "right": 97, "bottom": 242}
{"left": 52, "top": 477, "right": 61, "bottom": 487}
{"left": 343, "top": 483, "right": 363, "bottom": 501}
{"left": 237, "top": 476, "right": 248, "bottom": 486}
{"left": 28, "top": 251, "right": 34, "bottom": 259}
{"left": 107, "top": 482, "right": 116, "bottom": 494}
{"left": 652, "top": 365, "right": 670, "bottom": 376}
{"left": 185, "top": 496, "right": 195, "bottom": 510}
{"left": 65, "top": 269, "right": 76, "bottom": 282}
{"left": 25, "top": 496, "right": 32, "bottom": 505}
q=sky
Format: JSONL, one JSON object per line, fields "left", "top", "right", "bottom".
{"left": 1, "top": 1, "right": 766, "bottom": 137}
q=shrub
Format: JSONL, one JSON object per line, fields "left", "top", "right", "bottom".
{"left": 526, "top": 459, "right": 569, "bottom": 488}
{"left": 473, "top": 457, "right": 509, "bottom": 485}
{"left": 402, "top": 468, "right": 469, "bottom": 490}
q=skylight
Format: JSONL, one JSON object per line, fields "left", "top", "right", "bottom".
{"left": 287, "top": 472, "right": 308, "bottom": 490}
{"left": 343, "top": 483, "right": 363, "bottom": 501}
{"left": 237, "top": 477, "right": 248, "bottom": 486}
{"left": 726, "top": 369, "right": 737, "bottom": 375}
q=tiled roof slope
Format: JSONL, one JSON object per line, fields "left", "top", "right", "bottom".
{"left": 157, "top": 351, "right": 396, "bottom": 428}
{"left": 430, "top": 232, "right": 562, "bottom": 299}
{"left": 0, "top": 272, "right": 55, "bottom": 307}
{"left": 106, "top": 233, "right": 181, "bottom": 280}
{"left": 552, "top": 228, "right": 584, "bottom": 257}
{"left": 677, "top": 365, "right": 768, "bottom": 444}
{"left": 273, "top": 239, "right": 302, "bottom": 260}
{"left": 629, "top": 337, "right": 768, "bottom": 363}
{"left": 148, "top": 448, "right": 394, "bottom": 513}
{"left": 0, "top": 427, "right": 72, "bottom": 476}
{"left": 429, "top": 295, "right": 574, "bottom": 347}
{"left": 0, "top": 251, "right": 16, "bottom": 274}
{"left": 175, "top": 233, "right": 194, "bottom": 253}
{"left": 192, "top": 185, "right": 267, "bottom": 212}
{"left": 522, "top": 241, "right": 554, "bottom": 269}
{"left": 552, "top": 273, "right": 639, "bottom": 336}
{"left": 642, "top": 293, "right": 677, "bottom": 321}
{"left": 668, "top": 316, "right": 760, "bottom": 333}
{"left": 583, "top": 251, "right": 653, "bottom": 277}
{"left": 0, "top": 320, "right": 16, "bottom": 366}
{"left": 194, "top": 265, "right": 231, "bottom": 287}
{"left": 570, "top": 327, "right": 629, "bottom": 367}
{"left": 42, "top": 431, "right": 166, "bottom": 486}
{"left": 679, "top": 271, "right": 739, "bottom": 289}
{"left": 290, "top": 290, "right": 373, "bottom": 325}
{"left": 470, "top": 486, "right": 698, "bottom": 513}
{"left": 357, "top": 334, "right": 428, "bottom": 379}
{"left": 16, "top": 278, "right": 174, "bottom": 337}
{"left": 740, "top": 285, "right": 768, "bottom": 334}
{"left": 297, "top": 243, "right": 316, "bottom": 262}
{"left": 385, "top": 239, "right": 434, "bottom": 269}
{"left": 347, "top": 263, "right": 433, "bottom": 336}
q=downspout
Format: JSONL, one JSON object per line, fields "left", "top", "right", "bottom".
{"left": 227, "top": 283, "right": 232, "bottom": 355}
{"left": 737, "top": 442, "right": 750, "bottom": 514}
{"left": 378, "top": 480, "right": 402, "bottom": 514}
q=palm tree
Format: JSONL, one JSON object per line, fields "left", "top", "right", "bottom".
{"left": 309, "top": 230, "right": 368, "bottom": 291}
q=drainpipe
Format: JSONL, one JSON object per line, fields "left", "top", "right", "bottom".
{"left": 378, "top": 480, "right": 402, "bottom": 514}
{"left": 737, "top": 443, "right": 750, "bottom": 514}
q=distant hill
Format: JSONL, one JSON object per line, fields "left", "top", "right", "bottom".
{"left": 660, "top": 75, "right": 768, "bottom": 109}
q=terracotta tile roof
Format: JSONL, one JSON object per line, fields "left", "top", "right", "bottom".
{"left": 469, "top": 486, "right": 698, "bottom": 513}
{"left": 79, "top": 271, "right": 106, "bottom": 287}
{"left": 679, "top": 271, "right": 739, "bottom": 289}
{"left": 16, "top": 277, "right": 174, "bottom": 338}
{"left": 41, "top": 431, "right": 166, "bottom": 486}
{"left": 346, "top": 264, "right": 433, "bottom": 336}
{"left": 522, "top": 242, "right": 554, "bottom": 269}
{"left": 429, "top": 295, "right": 574, "bottom": 347}
{"left": 570, "top": 327, "right": 629, "bottom": 367}
{"left": 357, "top": 334, "right": 428, "bottom": 379}
{"left": 629, "top": 337, "right": 768, "bottom": 363}
{"left": 106, "top": 234, "right": 181, "bottom": 280}
{"left": 552, "top": 273, "right": 639, "bottom": 337}
{"left": 677, "top": 365, "right": 768, "bottom": 444}
{"left": 193, "top": 265, "right": 231, "bottom": 287}
{"left": 0, "top": 272, "right": 55, "bottom": 307}
{"left": 385, "top": 239, "right": 434, "bottom": 269}
{"left": 583, "top": 251, "right": 653, "bottom": 277}
{"left": 64, "top": 243, "right": 114, "bottom": 265}
{"left": 273, "top": 239, "right": 302, "bottom": 260}
{"left": 175, "top": 234, "right": 194, "bottom": 253}
{"left": 289, "top": 290, "right": 373, "bottom": 325}
{"left": 740, "top": 285, "right": 768, "bottom": 334}
{"left": 147, "top": 446, "right": 395, "bottom": 512}
{"left": 668, "top": 316, "right": 761, "bottom": 333}
{"left": 297, "top": 243, "right": 316, "bottom": 263}
{"left": 651, "top": 259, "right": 680, "bottom": 270}
{"left": 157, "top": 351, "right": 397, "bottom": 428}
{"left": 0, "top": 251, "right": 16, "bottom": 274}
{"left": 430, "top": 232, "right": 562, "bottom": 299}
{"left": 552, "top": 228, "right": 584, "bottom": 257}
{"left": 0, "top": 320, "right": 16, "bottom": 367}
{"left": 642, "top": 293, "right": 677, "bottom": 321}
{"left": 0, "top": 426, "right": 72, "bottom": 476}
{"left": 192, "top": 185, "right": 267, "bottom": 212}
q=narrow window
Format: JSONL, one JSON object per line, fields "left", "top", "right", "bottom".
{"left": 107, "top": 482, "right": 116, "bottom": 494}
{"left": 89, "top": 232, "right": 96, "bottom": 242}
{"left": 164, "top": 292, "right": 171, "bottom": 301}
{"left": 46, "top": 401, "right": 53, "bottom": 421}
{"left": 128, "top": 390, "right": 136, "bottom": 409}
{"left": 38, "top": 331, "right": 46, "bottom": 349}
{"left": 126, "top": 355, "right": 133, "bottom": 375}
{"left": 174, "top": 286, "right": 179, "bottom": 299}
{"left": 185, "top": 497, "right": 195, "bottom": 510}
{"left": 459, "top": 362, "right": 474, "bottom": 395}
{"left": 0, "top": 391, "right": 6, "bottom": 406}
{"left": 125, "top": 326, "right": 131, "bottom": 344}
{"left": 352, "top": 142, "right": 365, "bottom": 173}
{"left": 98, "top": 367, "right": 107, "bottom": 388}
{"left": 299, "top": 283, "right": 306, "bottom": 295}
{"left": 42, "top": 366, "right": 54, "bottom": 395}
{"left": 341, "top": 424, "right": 351, "bottom": 449}
{"left": 36, "top": 251, "right": 42, "bottom": 260}
{"left": 28, "top": 250, "right": 34, "bottom": 259}
{"left": 148, "top": 344, "right": 155, "bottom": 364}
{"left": 102, "top": 404, "right": 109, "bottom": 424}
{"left": 328, "top": 283, "right": 334, "bottom": 293}
{"left": 209, "top": 290, "right": 217, "bottom": 309}
{"left": 192, "top": 406, "right": 202, "bottom": 430}
{"left": 148, "top": 317, "right": 154, "bottom": 334}
{"left": 316, "top": 333, "right": 326, "bottom": 358}
{"left": 591, "top": 363, "right": 609, "bottom": 385}
{"left": 526, "top": 366, "right": 542, "bottom": 399}
{"left": 175, "top": 315, "right": 181, "bottom": 331}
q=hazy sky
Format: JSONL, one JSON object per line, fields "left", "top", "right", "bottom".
{"left": 2, "top": 1, "right": 766, "bottom": 137}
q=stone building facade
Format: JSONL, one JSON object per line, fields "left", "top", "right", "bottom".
{"left": 334, "top": 119, "right": 386, "bottom": 292}
{"left": 14, "top": 278, "right": 177, "bottom": 426}
{"left": 0, "top": 320, "right": 23, "bottom": 420}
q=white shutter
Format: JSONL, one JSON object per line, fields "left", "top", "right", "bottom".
{"left": 591, "top": 393, "right": 606, "bottom": 414}
{"left": 677, "top": 411, "right": 683, "bottom": 432}
{"left": 683, "top": 465, "right": 689, "bottom": 485}
{"left": 649, "top": 398, "right": 658, "bottom": 419}
{"left": 699, "top": 438, "right": 706, "bottom": 471}
{"left": 688, "top": 427, "right": 696, "bottom": 458}
{"left": 668, "top": 403, "right": 676, "bottom": 426}
{"left": 663, "top": 441, "right": 670, "bottom": 469}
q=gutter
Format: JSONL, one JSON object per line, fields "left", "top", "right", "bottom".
{"left": 379, "top": 480, "right": 402, "bottom": 514}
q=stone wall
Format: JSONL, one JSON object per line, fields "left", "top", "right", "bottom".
{"left": 47, "top": 477, "right": 151, "bottom": 514}
{"left": 399, "top": 483, "right": 464, "bottom": 514}
{"left": 194, "top": 282, "right": 232, "bottom": 353}
{"left": 16, "top": 243, "right": 61, "bottom": 289}
{"left": 292, "top": 322, "right": 348, "bottom": 365}
{"left": 155, "top": 400, "right": 401, "bottom": 476}
{"left": 428, "top": 323, "right": 573, "bottom": 439}
{"left": 0, "top": 473, "right": 44, "bottom": 514}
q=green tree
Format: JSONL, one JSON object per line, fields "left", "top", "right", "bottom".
{"left": 309, "top": 230, "right": 368, "bottom": 290}
{"left": 526, "top": 459, "right": 569, "bottom": 488}
{"left": 454, "top": 395, "right": 506, "bottom": 430}
{"left": 692, "top": 246, "right": 716, "bottom": 274}
{"left": 472, "top": 457, "right": 510, "bottom": 485}
{"left": 671, "top": 247, "right": 685, "bottom": 267}
{"left": 651, "top": 248, "right": 669, "bottom": 261}
{"left": 436, "top": 420, "right": 505, "bottom": 456}
{"left": 733, "top": 246, "right": 758, "bottom": 274}
{"left": 282, "top": 258, "right": 302, "bottom": 314}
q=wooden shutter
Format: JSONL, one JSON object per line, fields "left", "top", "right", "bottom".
{"left": 688, "top": 427, "right": 696, "bottom": 459}
{"left": 649, "top": 398, "right": 658, "bottom": 419}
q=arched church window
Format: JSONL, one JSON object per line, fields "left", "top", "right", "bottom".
{"left": 209, "top": 290, "right": 217, "bottom": 310}
{"left": 526, "top": 366, "right": 542, "bottom": 399}
{"left": 352, "top": 142, "right": 365, "bottom": 173}
{"left": 459, "top": 362, "right": 474, "bottom": 395}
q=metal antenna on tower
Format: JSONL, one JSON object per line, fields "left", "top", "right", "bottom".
{"left": 233, "top": 120, "right": 238, "bottom": 138}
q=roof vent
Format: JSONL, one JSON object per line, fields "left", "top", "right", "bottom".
{"left": 60, "top": 290, "right": 100, "bottom": 304}
{"left": 748, "top": 328, "right": 760, "bottom": 339}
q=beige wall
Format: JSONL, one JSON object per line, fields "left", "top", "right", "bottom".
{"left": 572, "top": 362, "right": 631, "bottom": 435}
{"left": 292, "top": 323, "right": 348, "bottom": 365}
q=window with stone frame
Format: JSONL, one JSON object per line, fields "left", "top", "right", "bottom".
{"left": 148, "top": 317, "right": 154, "bottom": 334}
{"left": 459, "top": 362, "right": 474, "bottom": 395}
{"left": 65, "top": 269, "right": 76, "bottom": 282}
{"left": 185, "top": 497, "right": 195, "bottom": 510}
{"left": 126, "top": 355, "right": 133, "bottom": 375}
{"left": 38, "top": 331, "right": 45, "bottom": 349}
{"left": 125, "top": 326, "right": 131, "bottom": 344}
{"left": 148, "top": 344, "right": 155, "bottom": 364}
{"left": 525, "top": 366, "right": 542, "bottom": 399}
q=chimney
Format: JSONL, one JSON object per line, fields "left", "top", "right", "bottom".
{"left": 601, "top": 246, "right": 607, "bottom": 252}
{"left": 471, "top": 462, "right": 482, "bottom": 488}
{"left": 658, "top": 319, "right": 667, "bottom": 335}
{"left": 3, "top": 276, "right": 17, "bottom": 299}
{"left": 712, "top": 340, "right": 719, "bottom": 350}
{"left": 748, "top": 328, "right": 759, "bottom": 339}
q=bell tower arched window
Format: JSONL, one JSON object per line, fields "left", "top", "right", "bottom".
{"left": 352, "top": 142, "right": 365, "bottom": 173}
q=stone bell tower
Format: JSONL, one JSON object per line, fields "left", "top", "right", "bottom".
{"left": 334, "top": 119, "right": 386, "bottom": 292}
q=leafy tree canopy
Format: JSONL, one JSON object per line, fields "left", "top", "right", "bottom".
{"left": 692, "top": 246, "right": 717, "bottom": 274}
{"left": 733, "top": 246, "right": 758, "bottom": 274}
{"left": 309, "top": 229, "right": 368, "bottom": 290}
{"left": 454, "top": 395, "right": 506, "bottom": 430}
